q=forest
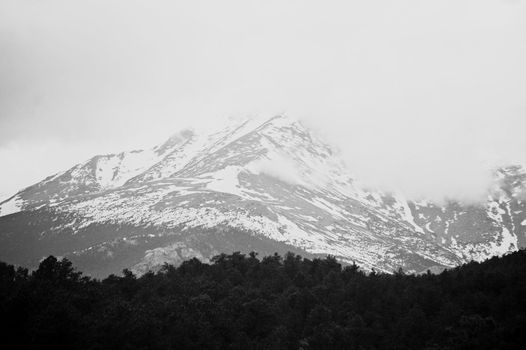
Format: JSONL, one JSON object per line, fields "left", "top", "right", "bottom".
{"left": 1, "top": 250, "right": 526, "bottom": 349}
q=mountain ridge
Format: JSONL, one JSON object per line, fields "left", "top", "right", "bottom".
{"left": 0, "top": 115, "right": 524, "bottom": 276}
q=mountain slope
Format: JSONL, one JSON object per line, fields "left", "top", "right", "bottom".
{"left": 0, "top": 116, "right": 523, "bottom": 276}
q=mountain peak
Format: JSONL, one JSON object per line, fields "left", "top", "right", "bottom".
{"left": 260, "top": 114, "right": 297, "bottom": 126}
{"left": 156, "top": 129, "right": 195, "bottom": 155}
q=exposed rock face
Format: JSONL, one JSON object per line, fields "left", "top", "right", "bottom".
{"left": 0, "top": 116, "right": 524, "bottom": 277}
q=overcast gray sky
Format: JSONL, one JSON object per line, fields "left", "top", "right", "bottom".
{"left": 0, "top": 0, "right": 525, "bottom": 202}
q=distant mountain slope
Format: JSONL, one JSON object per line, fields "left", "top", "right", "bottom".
{"left": 0, "top": 116, "right": 524, "bottom": 277}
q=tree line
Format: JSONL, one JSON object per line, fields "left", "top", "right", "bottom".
{"left": 1, "top": 250, "right": 525, "bottom": 349}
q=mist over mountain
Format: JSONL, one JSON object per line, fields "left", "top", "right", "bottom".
{"left": 0, "top": 116, "right": 524, "bottom": 277}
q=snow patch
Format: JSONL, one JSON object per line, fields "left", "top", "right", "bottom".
{"left": 425, "top": 222, "right": 435, "bottom": 233}
{"left": 487, "top": 201, "right": 506, "bottom": 223}
{"left": 96, "top": 157, "right": 120, "bottom": 188}
{"left": 277, "top": 215, "right": 312, "bottom": 242}
{"left": 0, "top": 195, "right": 23, "bottom": 217}
{"left": 392, "top": 194, "right": 424, "bottom": 233}
{"left": 205, "top": 166, "right": 245, "bottom": 197}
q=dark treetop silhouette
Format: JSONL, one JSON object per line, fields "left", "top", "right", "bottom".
{"left": 1, "top": 250, "right": 526, "bottom": 349}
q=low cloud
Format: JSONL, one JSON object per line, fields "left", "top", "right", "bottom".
{"left": 247, "top": 154, "right": 305, "bottom": 187}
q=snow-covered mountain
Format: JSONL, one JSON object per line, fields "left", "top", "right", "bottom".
{"left": 0, "top": 116, "right": 524, "bottom": 277}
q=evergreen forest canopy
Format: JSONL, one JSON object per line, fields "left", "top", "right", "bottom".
{"left": 1, "top": 250, "right": 526, "bottom": 349}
